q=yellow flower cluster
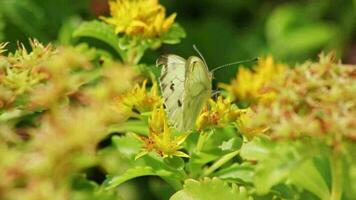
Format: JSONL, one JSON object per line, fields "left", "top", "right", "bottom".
{"left": 0, "top": 43, "right": 7, "bottom": 54}
{"left": 0, "top": 40, "right": 53, "bottom": 108}
{"left": 136, "top": 106, "right": 189, "bottom": 159}
{"left": 101, "top": 0, "right": 176, "bottom": 37}
{"left": 196, "top": 96, "right": 248, "bottom": 131}
{"left": 245, "top": 53, "right": 356, "bottom": 146}
{"left": 114, "top": 80, "right": 162, "bottom": 117}
{"left": 220, "top": 56, "right": 286, "bottom": 104}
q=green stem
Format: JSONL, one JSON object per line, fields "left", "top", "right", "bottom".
{"left": 330, "top": 152, "right": 343, "bottom": 200}
{"left": 125, "top": 46, "right": 146, "bottom": 65}
{"left": 162, "top": 177, "right": 183, "bottom": 191}
{"left": 202, "top": 150, "right": 240, "bottom": 177}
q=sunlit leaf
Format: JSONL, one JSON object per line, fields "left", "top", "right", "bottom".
{"left": 170, "top": 178, "right": 250, "bottom": 200}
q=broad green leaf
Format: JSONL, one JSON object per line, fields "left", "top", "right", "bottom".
{"left": 219, "top": 137, "right": 242, "bottom": 152}
{"left": 160, "top": 23, "right": 186, "bottom": 44}
{"left": 112, "top": 135, "right": 141, "bottom": 158}
{"left": 170, "top": 178, "right": 250, "bottom": 200}
{"left": 104, "top": 166, "right": 158, "bottom": 190}
{"left": 72, "top": 174, "right": 98, "bottom": 190}
{"left": 108, "top": 120, "right": 148, "bottom": 135}
{"left": 212, "top": 163, "right": 254, "bottom": 184}
{"left": 289, "top": 159, "right": 330, "bottom": 200}
{"left": 240, "top": 137, "right": 273, "bottom": 161}
{"left": 58, "top": 16, "right": 81, "bottom": 45}
{"left": 241, "top": 138, "right": 304, "bottom": 195}
{"left": 104, "top": 155, "right": 186, "bottom": 190}
{"left": 187, "top": 150, "right": 221, "bottom": 177}
{"left": 252, "top": 145, "right": 302, "bottom": 195}
{"left": 73, "top": 20, "right": 125, "bottom": 59}
{"left": 164, "top": 157, "right": 185, "bottom": 170}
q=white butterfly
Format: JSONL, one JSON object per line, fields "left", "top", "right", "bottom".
{"left": 156, "top": 53, "right": 212, "bottom": 132}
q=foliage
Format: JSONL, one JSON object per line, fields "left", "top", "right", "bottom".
{"left": 0, "top": 1, "right": 355, "bottom": 200}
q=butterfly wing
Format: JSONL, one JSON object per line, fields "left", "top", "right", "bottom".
{"left": 181, "top": 56, "right": 212, "bottom": 131}
{"left": 157, "top": 54, "right": 186, "bottom": 129}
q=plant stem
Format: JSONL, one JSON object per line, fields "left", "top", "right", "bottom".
{"left": 330, "top": 152, "right": 343, "bottom": 200}
{"left": 202, "top": 150, "right": 240, "bottom": 177}
{"left": 162, "top": 177, "right": 182, "bottom": 191}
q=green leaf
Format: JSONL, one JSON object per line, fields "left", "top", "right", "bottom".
{"left": 170, "top": 178, "right": 250, "bottom": 200}
{"left": 104, "top": 155, "right": 186, "bottom": 191}
{"left": 219, "top": 137, "right": 242, "bottom": 152}
{"left": 72, "top": 174, "right": 98, "bottom": 191}
{"left": 108, "top": 120, "right": 148, "bottom": 135}
{"left": 241, "top": 138, "right": 304, "bottom": 195}
{"left": 104, "top": 166, "right": 158, "bottom": 190}
{"left": 73, "top": 20, "right": 125, "bottom": 60}
{"left": 212, "top": 163, "right": 254, "bottom": 184}
{"left": 58, "top": 16, "right": 81, "bottom": 45}
{"left": 187, "top": 150, "right": 221, "bottom": 177}
{"left": 289, "top": 159, "right": 330, "bottom": 200}
{"left": 164, "top": 157, "right": 185, "bottom": 170}
{"left": 160, "top": 23, "right": 186, "bottom": 44}
{"left": 253, "top": 147, "right": 302, "bottom": 195}
{"left": 240, "top": 137, "right": 273, "bottom": 161}
{"left": 112, "top": 135, "right": 142, "bottom": 158}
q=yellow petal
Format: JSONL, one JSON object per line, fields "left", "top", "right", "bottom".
{"left": 173, "top": 151, "right": 190, "bottom": 158}
{"left": 163, "top": 13, "right": 177, "bottom": 31}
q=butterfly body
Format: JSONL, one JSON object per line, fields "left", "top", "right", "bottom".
{"left": 157, "top": 55, "right": 212, "bottom": 132}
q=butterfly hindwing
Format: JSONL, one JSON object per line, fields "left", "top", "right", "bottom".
{"left": 157, "top": 55, "right": 186, "bottom": 129}
{"left": 182, "top": 56, "right": 212, "bottom": 131}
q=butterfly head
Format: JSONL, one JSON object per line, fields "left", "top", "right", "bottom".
{"left": 187, "top": 56, "right": 212, "bottom": 80}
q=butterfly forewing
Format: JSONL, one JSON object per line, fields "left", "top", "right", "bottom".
{"left": 157, "top": 55, "right": 186, "bottom": 129}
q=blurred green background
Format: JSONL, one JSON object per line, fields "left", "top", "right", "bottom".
{"left": 0, "top": 0, "right": 355, "bottom": 82}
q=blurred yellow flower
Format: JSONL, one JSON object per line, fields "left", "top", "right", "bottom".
{"left": 0, "top": 40, "right": 53, "bottom": 108}
{"left": 0, "top": 43, "right": 7, "bottom": 54}
{"left": 101, "top": 0, "right": 176, "bottom": 37}
{"left": 245, "top": 53, "right": 356, "bottom": 144}
{"left": 219, "top": 56, "right": 286, "bottom": 104}
{"left": 196, "top": 96, "right": 248, "bottom": 131}
{"left": 114, "top": 80, "right": 162, "bottom": 117}
{"left": 136, "top": 106, "right": 189, "bottom": 159}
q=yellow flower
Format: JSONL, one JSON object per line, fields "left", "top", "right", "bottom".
{"left": 237, "top": 108, "right": 269, "bottom": 139}
{"left": 246, "top": 53, "right": 356, "bottom": 145}
{"left": 196, "top": 96, "right": 248, "bottom": 131}
{"left": 135, "top": 106, "right": 189, "bottom": 159}
{"left": 0, "top": 40, "right": 53, "bottom": 107}
{"left": 0, "top": 43, "right": 7, "bottom": 54}
{"left": 219, "top": 56, "right": 286, "bottom": 104}
{"left": 114, "top": 80, "right": 162, "bottom": 117}
{"left": 101, "top": 0, "right": 176, "bottom": 37}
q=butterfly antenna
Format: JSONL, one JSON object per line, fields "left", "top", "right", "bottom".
{"left": 193, "top": 44, "right": 208, "bottom": 67}
{"left": 211, "top": 57, "right": 258, "bottom": 74}
{"left": 211, "top": 90, "right": 221, "bottom": 97}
